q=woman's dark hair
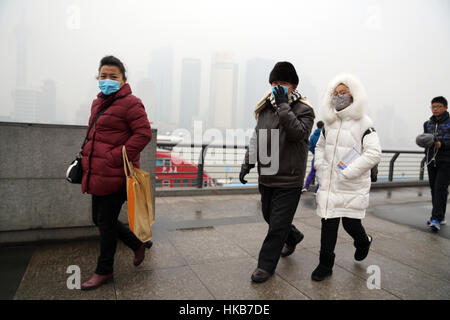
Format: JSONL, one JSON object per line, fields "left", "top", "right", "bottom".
{"left": 431, "top": 96, "right": 448, "bottom": 107}
{"left": 98, "top": 55, "right": 127, "bottom": 80}
{"left": 317, "top": 121, "right": 324, "bottom": 129}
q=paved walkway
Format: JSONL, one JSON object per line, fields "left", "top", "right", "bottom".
{"left": 3, "top": 187, "right": 450, "bottom": 300}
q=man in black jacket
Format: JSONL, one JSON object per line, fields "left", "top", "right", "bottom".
{"left": 424, "top": 96, "right": 450, "bottom": 232}
{"left": 240, "top": 62, "right": 315, "bottom": 282}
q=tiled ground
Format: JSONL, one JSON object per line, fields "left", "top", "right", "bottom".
{"left": 10, "top": 187, "right": 450, "bottom": 300}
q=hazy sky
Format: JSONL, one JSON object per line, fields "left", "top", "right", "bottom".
{"left": 0, "top": 0, "right": 449, "bottom": 149}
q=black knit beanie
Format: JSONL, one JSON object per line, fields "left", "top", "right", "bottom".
{"left": 269, "top": 61, "right": 299, "bottom": 85}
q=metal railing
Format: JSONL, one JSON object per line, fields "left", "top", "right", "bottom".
{"left": 381, "top": 150, "right": 427, "bottom": 182}
{"left": 155, "top": 141, "right": 427, "bottom": 188}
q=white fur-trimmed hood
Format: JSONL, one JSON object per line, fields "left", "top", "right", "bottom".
{"left": 321, "top": 73, "right": 368, "bottom": 124}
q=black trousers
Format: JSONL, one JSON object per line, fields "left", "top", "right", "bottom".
{"left": 320, "top": 217, "right": 368, "bottom": 257}
{"left": 92, "top": 191, "right": 143, "bottom": 275}
{"left": 427, "top": 162, "right": 450, "bottom": 222}
{"left": 257, "top": 184, "right": 303, "bottom": 273}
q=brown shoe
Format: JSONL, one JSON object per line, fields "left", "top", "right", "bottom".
{"left": 133, "top": 241, "right": 153, "bottom": 266}
{"left": 251, "top": 268, "right": 272, "bottom": 283}
{"left": 81, "top": 273, "right": 113, "bottom": 290}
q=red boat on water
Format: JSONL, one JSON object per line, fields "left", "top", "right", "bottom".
{"left": 155, "top": 148, "right": 216, "bottom": 188}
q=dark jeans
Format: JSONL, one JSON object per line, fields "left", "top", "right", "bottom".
{"left": 320, "top": 217, "right": 368, "bottom": 257}
{"left": 257, "top": 184, "right": 303, "bottom": 273}
{"left": 92, "top": 191, "right": 142, "bottom": 275}
{"left": 427, "top": 162, "right": 450, "bottom": 222}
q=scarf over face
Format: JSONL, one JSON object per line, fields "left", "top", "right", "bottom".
{"left": 254, "top": 88, "right": 306, "bottom": 118}
{"left": 268, "top": 89, "right": 302, "bottom": 109}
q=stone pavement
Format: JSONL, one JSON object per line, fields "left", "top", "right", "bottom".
{"left": 5, "top": 187, "right": 450, "bottom": 300}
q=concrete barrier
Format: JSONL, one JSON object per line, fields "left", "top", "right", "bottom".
{"left": 0, "top": 122, "right": 157, "bottom": 245}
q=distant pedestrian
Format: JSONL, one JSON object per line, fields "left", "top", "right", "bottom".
{"left": 303, "top": 121, "right": 324, "bottom": 194}
{"left": 240, "top": 62, "right": 315, "bottom": 283}
{"left": 418, "top": 96, "right": 450, "bottom": 232}
{"left": 80, "top": 56, "right": 153, "bottom": 290}
{"left": 312, "top": 74, "right": 381, "bottom": 281}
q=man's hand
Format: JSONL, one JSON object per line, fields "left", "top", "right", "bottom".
{"left": 273, "top": 85, "right": 289, "bottom": 105}
{"left": 239, "top": 164, "right": 251, "bottom": 184}
{"left": 435, "top": 141, "right": 442, "bottom": 149}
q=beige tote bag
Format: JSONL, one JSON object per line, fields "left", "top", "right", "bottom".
{"left": 122, "top": 146, "right": 155, "bottom": 242}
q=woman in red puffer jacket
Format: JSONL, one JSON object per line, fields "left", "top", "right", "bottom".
{"left": 80, "top": 56, "right": 152, "bottom": 290}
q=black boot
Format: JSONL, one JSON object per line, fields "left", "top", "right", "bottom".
{"left": 354, "top": 235, "right": 372, "bottom": 261}
{"left": 281, "top": 231, "right": 304, "bottom": 257}
{"left": 311, "top": 252, "right": 335, "bottom": 281}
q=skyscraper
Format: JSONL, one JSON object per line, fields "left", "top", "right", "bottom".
{"left": 208, "top": 52, "right": 238, "bottom": 131}
{"left": 148, "top": 48, "right": 174, "bottom": 125}
{"left": 179, "top": 58, "right": 201, "bottom": 130}
{"left": 243, "top": 58, "right": 275, "bottom": 129}
{"left": 12, "top": 88, "right": 37, "bottom": 122}
{"left": 13, "top": 23, "right": 37, "bottom": 122}
{"left": 36, "top": 79, "right": 56, "bottom": 124}
{"left": 75, "top": 103, "right": 90, "bottom": 125}
{"left": 136, "top": 78, "right": 157, "bottom": 124}
{"left": 15, "top": 23, "right": 27, "bottom": 87}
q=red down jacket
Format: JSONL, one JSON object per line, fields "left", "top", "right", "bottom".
{"left": 81, "top": 83, "right": 152, "bottom": 196}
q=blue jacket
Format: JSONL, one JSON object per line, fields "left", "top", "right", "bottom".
{"left": 309, "top": 128, "right": 322, "bottom": 154}
{"left": 423, "top": 111, "right": 450, "bottom": 164}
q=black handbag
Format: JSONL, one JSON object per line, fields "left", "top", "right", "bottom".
{"left": 66, "top": 99, "right": 114, "bottom": 184}
{"left": 66, "top": 154, "right": 83, "bottom": 183}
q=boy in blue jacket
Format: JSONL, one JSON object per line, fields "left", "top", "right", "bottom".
{"left": 303, "top": 121, "right": 324, "bottom": 193}
{"left": 424, "top": 96, "right": 450, "bottom": 232}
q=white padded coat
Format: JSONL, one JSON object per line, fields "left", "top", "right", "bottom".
{"left": 314, "top": 74, "right": 382, "bottom": 219}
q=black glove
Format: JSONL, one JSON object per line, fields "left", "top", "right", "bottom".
{"left": 239, "top": 164, "right": 251, "bottom": 184}
{"left": 273, "top": 85, "right": 289, "bottom": 105}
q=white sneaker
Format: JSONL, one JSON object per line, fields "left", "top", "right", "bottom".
{"left": 302, "top": 188, "right": 308, "bottom": 193}
{"left": 440, "top": 220, "right": 447, "bottom": 225}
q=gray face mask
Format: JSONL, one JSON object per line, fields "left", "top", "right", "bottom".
{"left": 332, "top": 94, "right": 352, "bottom": 111}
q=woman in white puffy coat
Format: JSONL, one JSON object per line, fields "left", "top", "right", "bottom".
{"left": 311, "top": 74, "right": 381, "bottom": 281}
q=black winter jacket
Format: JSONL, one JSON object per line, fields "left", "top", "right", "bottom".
{"left": 423, "top": 111, "right": 450, "bottom": 164}
{"left": 243, "top": 99, "right": 315, "bottom": 188}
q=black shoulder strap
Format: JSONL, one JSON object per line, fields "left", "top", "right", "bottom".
{"left": 361, "top": 127, "right": 376, "bottom": 147}
{"left": 80, "top": 95, "right": 116, "bottom": 150}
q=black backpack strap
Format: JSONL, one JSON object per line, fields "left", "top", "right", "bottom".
{"left": 361, "top": 127, "right": 378, "bottom": 182}
{"left": 361, "top": 127, "right": 376, "bottom": 150}
{"left": 362, "top": 127, "right": 376, "bottom": 143}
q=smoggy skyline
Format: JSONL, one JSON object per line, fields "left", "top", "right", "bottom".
{"left": 0, "top": 0, "right": 449, "bottom": 149}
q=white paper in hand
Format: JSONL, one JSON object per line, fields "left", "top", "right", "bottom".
{"left": 337, "top": 147, "right": 361, "bottom": 170}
